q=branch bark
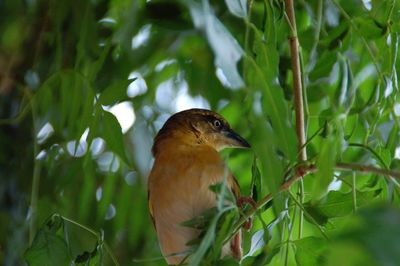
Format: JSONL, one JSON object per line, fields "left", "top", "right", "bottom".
{"left": 230, "top": 162, "right": 400, "bottom": 237}
{"left": 285, "top": 0, "right": 307, "bottom": 161}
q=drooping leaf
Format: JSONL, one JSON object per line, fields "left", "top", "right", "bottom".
{"left": 294, "top": 237, "right": 327, "bottom": 266}
{"left": 312, "top": 131, "right": 337, "bottom": 200}
{"left": 187, "top": 0, "right": 244, "bottom": 89}
{"left": 305, "top": 189, "right": 382, "bottom": 225}
{"left": 98, "top": 110, "right": 129, "bottom": 164}
{"left": 99, "top": 78, "right": 135, "bottom": 106}
{"left": 250, "top": 156, "right": 262, "bottom": 202}
{"left": 25, "top": 216, "right": 71, "bottom": 266}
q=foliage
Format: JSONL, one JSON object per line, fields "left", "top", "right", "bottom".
{"left": 1, "top": 0, "right": 400, "bottom": 265}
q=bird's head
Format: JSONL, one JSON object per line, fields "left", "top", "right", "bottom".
{"left": 152, "top": 109, "right": 250, "bottom": 156}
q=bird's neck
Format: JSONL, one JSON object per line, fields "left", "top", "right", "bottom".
{"left": 152, "top": 130, "right": 209, "bottom": 158}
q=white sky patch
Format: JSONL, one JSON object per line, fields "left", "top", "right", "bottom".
{"left": 362, "top": 0, "right": 372, "bottom": 10}
{"left": 155, "top": 59, "right": 176, "bottom": 72}
{"left": 66, "top": 128, "right": 89, "bottom": 157}
{"left": 328, "top": 175, "right": 342, "bottom": 191}
{"left": 105, "top": 203, "right": 116, "bottom": 220}
{"left": 97, "top": 152, "right": 120, "bottom": 172}
{"left": 252, "top": 91, "right": 262, "bottom": 115}
{"left": 155, "top": 79, "right": 176, "bottom": 110}
{"left": 175, "top": 81, "right": 210, "bottom": 111}
{"left": 90, "top": 137, "right": 105, "bottom": 156}
{"left": 96, "top": 187, "right": 102, "bottom": 201}
{"left": 387, "top": 34, "right": 392, "bottom": 46}
{"left": 154, "top": 113, "right": 171, "bottom": 132}
{"left": 385, "top": 78, "right": 393, "bottom": 98}
{"left": 395, "top": 146, "right": 400, "bottom": 159}
{"left": 36, "top": 150, "right": 47, "bottom": 161}
{"left": 37, "top": 122, "right": 54, "bottom": 144}
{"left": 142, "top": 105, "right": 154, "bottom": 119}
{"left": 98, "top": 17, "right": 116, "bottom": 25}
{"left": 394, "top": 103, "right": 400, "bottom": 116}
{"left": 217, "top": 99, "right": 229, "bottom": 110}
{"left": 131, "top": 24, "right": 151, "bottom": 49}
{"left": 155, "top": 76, "right": 210, "bottom": 112}
{"left": 104, "top": 101, "right": 136, "bottom": 133}
{"left": 67, "top": 141, "right": 87, "bottom": 157}
{"left": 124, "top": 171, "right": 138, "bottom": 186}
{"left": 127, "top": 72, "right": 148, "bottom": 97}
{"left": 216, "top": 67, "right": 235, "bottom": 89}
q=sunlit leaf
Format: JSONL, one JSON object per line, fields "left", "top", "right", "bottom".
{"left": 98, "top": 110, "right": 129, "bottom": 164}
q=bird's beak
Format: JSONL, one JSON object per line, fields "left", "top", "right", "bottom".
{"left": 223, "top": 129, "right": 251, "bottom": 149}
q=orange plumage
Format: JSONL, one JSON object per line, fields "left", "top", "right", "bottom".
{"left": 148, "top": 109, "right": 250, "bottom": 265}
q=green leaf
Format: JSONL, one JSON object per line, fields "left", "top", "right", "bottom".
{"left": 180, "top": 207, "right": 218, "bottom": 230}
{"left": 241, "top": 246, "right": 280, "bottom": 266}
{"left": 190, "top": 213, "right": 219, "bottom": 264}
{"left": 326, "top": 205, "right": 400, "bottom": 266}
{"left": 190, "top": 206, "right": 234, "bottom": 264}
{"left": 74, "top": 243, "right": 101, "bottom": 265}
{"left": 186, "top": 0, "right": 244, "bottom": 89}
{"left": 295, "top": 237, "right": 327, "bottom": 266}
{"left": 25, "top": 216, "right": 71, "bottom": 266}
{"left": 251, "top": 118, "right": 285, "bottom": 211}
{"left": 305, "top": 189, "right": 382, "bottom": 224}
{"left": 250, "top": 156, "right": 262, "bottom": 202}
{"left": 212, "top": 209, "right": 239, "bottom": 259}
{"left": 99, "top": 110, "right": 129, "bottom": 164}
{"left": 248, "top": 3, "right": 297, "bottom": 161}
{"left": 99, "top": 78, "right": 135, "bottom": 106}
{"left": 354, "top": 16, "right": 385, "bottom": 39}
{"left": 244, "top": 230, "right": 265, "bottom": 258}
{"left": 312, "top": 132, "right": 337, "bottom": 200}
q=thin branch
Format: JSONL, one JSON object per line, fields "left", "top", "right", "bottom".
{"left": 229, "top": 162, "right": 400, "bottom": 239}
{"left": 335, "top": 162, "right": 400, "bottom": 179}
{"left": 285, "top": 0, "right": 307, "bottom": 162}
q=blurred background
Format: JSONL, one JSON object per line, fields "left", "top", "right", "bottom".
{"left": 1, "top": 0, "right": 400, "bottom": 265}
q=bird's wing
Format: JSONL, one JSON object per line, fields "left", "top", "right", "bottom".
{"left": 148, "top": 191, "right": 156, "bottom": 229}
{"left": 230, "top": 174, "right": 241, "bottom": 200}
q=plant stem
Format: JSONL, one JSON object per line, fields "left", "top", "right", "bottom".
{"left": 297, "top": 180, "right": 304, "bottom": 239}
{"left": 61, "top": 215, "right": 120, "bottom": 266}
{"left": 285, "top": 0, "right": 307, "bottom": 162}
{"left": 29, "top": 94, "right": 41, "bottom": 244}
{"left": 228, "top": 162, "right": 400, "bottom": 239}
{"left": 335, "top": 162, "right": 400, "bottom": 179}
{"left": 284, "top": 0, "right": 308, "bottom": 241}
{"left": 352, "top": 172, "right": 357, "bottom": 212}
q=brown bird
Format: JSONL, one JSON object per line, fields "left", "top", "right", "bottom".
{"left": 148, "top": 108, "right": 250, "bottom": 265}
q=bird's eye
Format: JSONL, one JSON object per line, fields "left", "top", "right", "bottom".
{"left": 213, "top": 119, "right": 222, "bottom": 128}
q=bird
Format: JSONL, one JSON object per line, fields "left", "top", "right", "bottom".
{"left": 147, "top": 108, "right": 251, "bottom": 265}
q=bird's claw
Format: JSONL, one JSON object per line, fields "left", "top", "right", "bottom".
{"left": 237, "top": 196, "right": 256, "bottom": 231}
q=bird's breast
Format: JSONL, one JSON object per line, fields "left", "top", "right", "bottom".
{"left": 150, "top": 147, "right": 226, "bottom": 217}
{"left": 148, "top": 145, "right": 233, "bottom": 263}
